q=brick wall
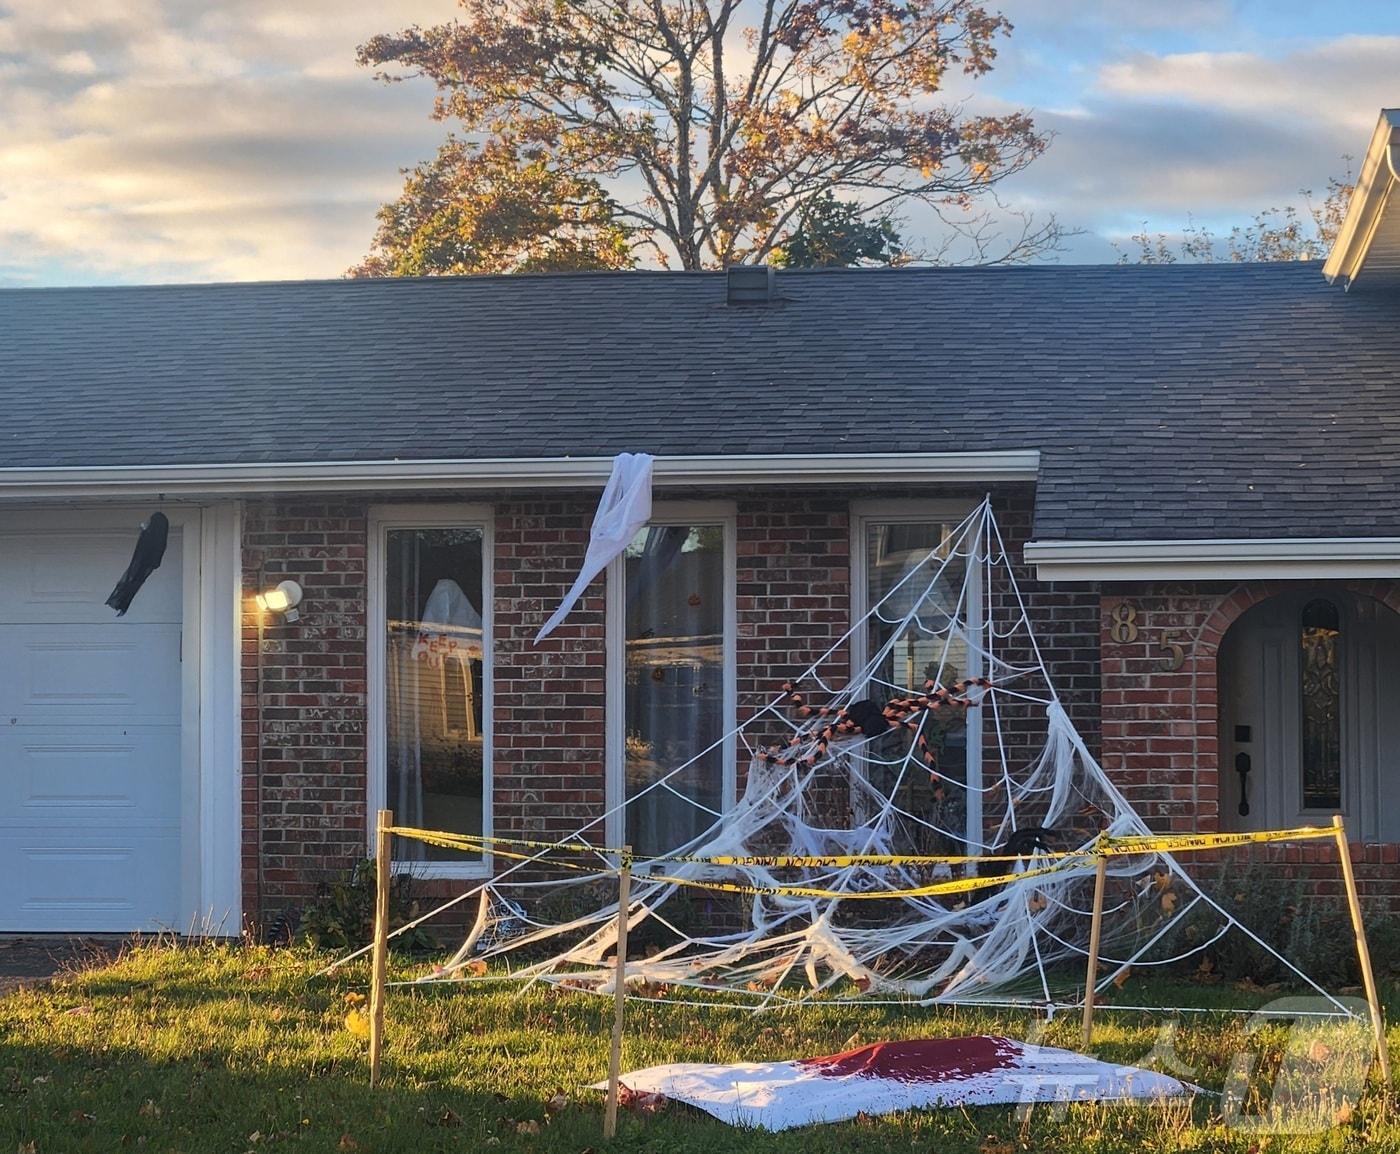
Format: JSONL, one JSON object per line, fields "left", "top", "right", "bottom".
{"left": 237, "top": 486, "right": 1109, "bottom": 926}
{"left": 241, "top": 499, "right": 368, "bottom": 927}
{"left": 492, "top": 499, "right": 607, "bottom": 847}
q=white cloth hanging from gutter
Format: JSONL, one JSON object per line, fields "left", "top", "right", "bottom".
{"left": 534, "top": 452, "right": 654, "bottom": 644}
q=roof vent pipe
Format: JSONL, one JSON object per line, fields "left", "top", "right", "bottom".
{"left": 726, "top": 264, "right": 776, "bottom": 305}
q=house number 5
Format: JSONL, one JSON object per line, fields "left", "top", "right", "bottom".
{"left": 1158, "top": 630, "right": 1186, "bottom": 672}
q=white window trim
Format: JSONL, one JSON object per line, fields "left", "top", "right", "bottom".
{"left": 605, "top": 500, "right": 738, "bottom": 855}
{"left": 849, "top": 499, "right": 986, "bottom": 849}
{"left": 367, "top": 503, "right": 494, "bottom": 878}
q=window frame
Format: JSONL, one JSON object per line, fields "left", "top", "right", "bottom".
{"left": 366, "top": 502, "right": 494, "bottom": 878}
{"left": 604, "top": 500, "right": 738, "bottom": 856}
{"left": 849, "top": 499, "right": 985, "bottom": 847}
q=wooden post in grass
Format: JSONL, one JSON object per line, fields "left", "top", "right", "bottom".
{"left": 1080, "top": 844, "right": 1109, "bottom": 1051}
{"left": 603, "top": 847, "right": 633, "bottom": 1139}
{"left": 369, "top": 808, "right": 393, "bottom": 1087}
{"left": 1333, "top": 814, "right": 1392, "bottom": 1085}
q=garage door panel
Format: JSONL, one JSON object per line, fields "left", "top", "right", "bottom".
{"left": 0, "top": 728, "right": 182, "bottom": 821}
{"left": 0, "top": 528, "right": 183, "bottom": 624}
{"left": 0, "top": 835, "right": 182, "bottom": 932}
{"left": 0, "top": 625, "right": 182, "bottom": 725}
{"left": 0, "top": 512, "right": 187, "bottom": 933}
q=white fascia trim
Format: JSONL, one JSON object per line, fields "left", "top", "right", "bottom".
{"left": 1322, "top": 108, "right": 1400, "bottom": 288}
{"left": 0, "top": 450, "right": 1039, "bottom": 499}
{"left": 1025, "top": 537, "right": 1400, "bottom": 582}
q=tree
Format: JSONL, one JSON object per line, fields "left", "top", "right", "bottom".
{"left": 770, "top": 192, "right": 907, "bottom": 267}
{"left": 356, "top": 0, "right": 1056, "bottom": 273}
{"left": 1117, "top": 173, "right": 1355, "bottom": 265}
{"left": 349, "top": 138, "right": 633, "bottom": 277}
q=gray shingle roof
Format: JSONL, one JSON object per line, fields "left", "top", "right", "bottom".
{"left": 2, "top": 262, "right": 1399, "bottom": 542}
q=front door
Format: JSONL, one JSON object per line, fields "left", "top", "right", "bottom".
{"left": 1219, "top": 588, "right": 1400, "bottom": 840}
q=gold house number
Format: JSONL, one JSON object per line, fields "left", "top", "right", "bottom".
{"left": 1109, "top": 601, "right": 1187, "bottom": 672}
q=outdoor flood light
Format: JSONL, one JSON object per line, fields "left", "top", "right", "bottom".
{"left": 256, "top": 579, "right": 304, "bottom": 622}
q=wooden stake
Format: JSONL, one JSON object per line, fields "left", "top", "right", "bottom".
{"left": 1333, "top": 814, "right": 1392, "bottom": 1086}
{"left": 369, "top": 808, "right": 393, "bottom": 1087}
{"left": 603, "top": 847, "right": 632, "bottom": 1140}
{"left": 1081, "top": 847, "right": 1109, "bottom": 1051}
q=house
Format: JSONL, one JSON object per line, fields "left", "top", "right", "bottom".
{"left": 2, "top": 111, "right": 1399, "bottom": 937}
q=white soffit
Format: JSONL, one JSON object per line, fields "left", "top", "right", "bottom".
{"left": 0, "top": 450, "right": 1040, "bottom": 500}
{"left": 1025, "top": 537, "right": 1400, "bottom": 582}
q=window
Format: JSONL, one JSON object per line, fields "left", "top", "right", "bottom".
{"left": 850, "top": 501, "right": 982, "bottom": 849}
{"left": 369, "top": 506, "right": 492, "bottom": 875}
{"left": 607, "top": 505, "right": 735, "bottom": 857}
{"left": 1300, "top": 597, "right": 1341, "bottom": 811}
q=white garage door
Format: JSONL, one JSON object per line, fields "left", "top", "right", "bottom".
{"left": 0, "top": 511, "right": 186, "bottom": 932}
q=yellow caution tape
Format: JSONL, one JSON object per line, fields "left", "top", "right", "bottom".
{"left": 384, "top": 823, "right": 1339, "bottom": 874}
{"left": 644, "top": 858, "right": 1088, "bottom": 901}
{"left": 1098, "top": 826, "right": 1337, "bottom": 856}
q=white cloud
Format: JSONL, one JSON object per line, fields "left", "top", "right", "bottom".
{"left": 0, "top": 0, "right": 452, "bottom": 284}
{"left": 980, "top": 33, "right": 1398, "bottom": 257}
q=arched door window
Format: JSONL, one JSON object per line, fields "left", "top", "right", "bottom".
{"left": 1299, "top": 598, "right": 1341, "bottom": 811}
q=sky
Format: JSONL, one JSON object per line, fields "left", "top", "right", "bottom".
{"left": 0, "top": 0, "right": 1397, "bottom": 285}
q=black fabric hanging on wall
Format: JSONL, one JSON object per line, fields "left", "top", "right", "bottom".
{"left": 106, "top": 511, "right": 170, "bottom": 616}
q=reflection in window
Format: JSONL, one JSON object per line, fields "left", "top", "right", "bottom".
{"left": 861, "top": 519, "right": 967, "bottom": 847}
{"left": 623, "top": 524, "right": 727, "bottom": 857}
{"left": 385, "top": 527, "right": 486, "bottom": 861}
{"left": 1300, "top": 597, "right": 1341, "bottom": 810}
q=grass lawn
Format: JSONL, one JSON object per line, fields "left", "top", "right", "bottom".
{"left": 0, "top": 943, "right": 1395, "bottom": 1153}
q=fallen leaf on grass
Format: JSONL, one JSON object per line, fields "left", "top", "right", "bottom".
{"left": 435, "top": 1108, "right": 461, "bottom": 1128}
{"left": 62, "top": 1006, "right": 93, "bottom": 1017}
{"left": 545, "top": 1092, "right": 570, "bottom": 1114}
{"left": 1335, "top": 1099, "right": 1355, "bottom": 1125}
{"left": 1112, "top": 967, "right": 1132, "bottom": 989}
{"left": 466, "top": 959, "right": 488, "bottom": 977}
{"left": 337, "top": 1135, "right": 360, "bottom": 1152}
{"left": 515, "top": 1119, "right": 541, "bottom": 1136}
{"left": 979, "top": 1139, "right": 1014, "bottom": 1154}
{"left": 344, "top": 1009, "right": 371, "bottom": 1039}
{"left": 18, "top": 1141, "right": 37, "bottom": 1154}
{"left": 138, "top": 1100, "right": 161, "bottom": 1119}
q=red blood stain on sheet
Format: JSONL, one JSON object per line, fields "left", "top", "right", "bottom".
{"left": 797, "top": 1037, "right": 1023, "bottom": 1083}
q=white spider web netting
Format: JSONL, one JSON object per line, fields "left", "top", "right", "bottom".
{"left": 377, "top": 500, "right": 1350, "bottom": 1016}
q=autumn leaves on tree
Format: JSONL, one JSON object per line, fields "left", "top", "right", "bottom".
{"left": 351, "top": 0, "right": 1056, "bottom": 275}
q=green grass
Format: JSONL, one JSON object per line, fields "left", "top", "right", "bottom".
{"left": 1, "top": 943, "right": 1396, "bottom": 1153}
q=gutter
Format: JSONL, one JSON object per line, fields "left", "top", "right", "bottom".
{"left": 1025, "top": 537, "right": 1400, "bottom": 582}
{"left": 0, "top": 450, "right": 1040, "bottom": 500}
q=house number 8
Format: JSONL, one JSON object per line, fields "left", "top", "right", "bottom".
{"left": 1109, "top": 602, "right": 1138, "bottom": 643}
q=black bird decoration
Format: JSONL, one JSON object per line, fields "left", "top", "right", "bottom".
{"left": 106, "top": 511, "right": 170, "bottom": 616}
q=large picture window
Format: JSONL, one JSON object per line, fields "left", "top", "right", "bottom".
{"left": 369, "top": 507, "right": 491, "bottom": 874}
{"left": 608, "top": 506, "right": 735, "bottom": 858}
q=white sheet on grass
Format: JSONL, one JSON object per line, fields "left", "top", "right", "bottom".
{"left": 593, "top": 1037, "right": 1191, "bottom": 1130}
{"left": 534, "top": 452, "right": 653, "bottom": 643}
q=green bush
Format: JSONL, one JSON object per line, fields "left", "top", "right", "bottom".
{"left": 296, "top": 858, "right": 438, "bottom": 953}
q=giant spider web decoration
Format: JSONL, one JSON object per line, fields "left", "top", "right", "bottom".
{"left": 374, "top": 500, "right": 1348, "bottom": 1015}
